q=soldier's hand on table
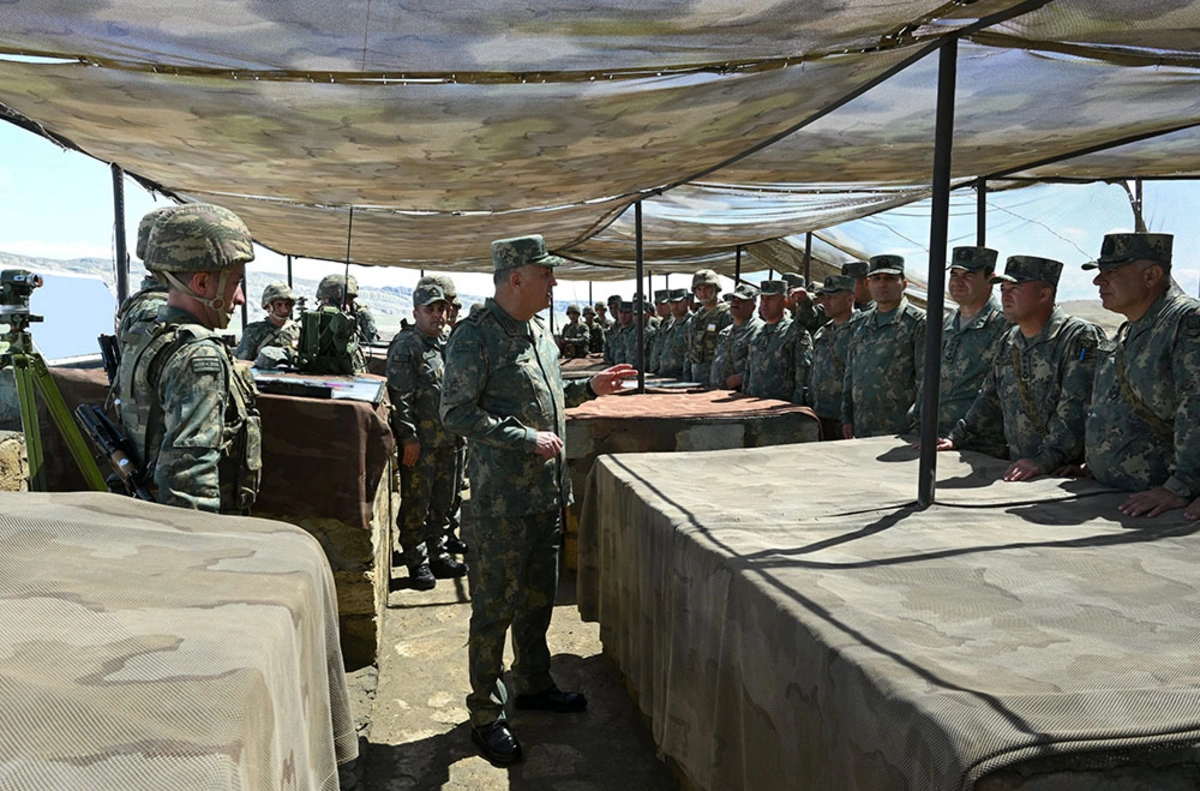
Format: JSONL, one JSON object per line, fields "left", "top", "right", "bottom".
{"left": 402, "top": 441, "right": 421, "bottom": 467}
{"left": 1118, "top": 487, "right": 1188, "bottom": 518}
{"left": 1052, "top": 463, "right": 1090, "bottom": 478}
{"left": 841, "top": 423, "right": 854, "bottom": 440}
{"left": 914, "top": 437, "right": 955, "bottom": 451}
{"left": 534, "top": 431, "right": 565, "bottom": 459}
{"left": 1185, "top": 496, "right": 1200, "bottom": 522}
{"left": 1003, "top": 458, "right": 1045, "bottom": 482}
{"left": 725, "top": 373, "right": 744, "bottom": 390}
{"left": 588, "top": 364, "right": 637, "bottom": 395}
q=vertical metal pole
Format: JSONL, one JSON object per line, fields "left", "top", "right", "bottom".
{"left": 286, "top": 255, "right": 293, "bottom": 288}
{"left": 111, "top": 164, "right": 129, "bottom": 306}
{"left": 240, "top": 277, "right": 249, "bottom": 328}
{"left": 976, "top": 178, "right": 987, "bottom": 246}
{"left": 588, "top": 281, "right": 593, "bottom": 305}
{"left": 1134, "top": 178, "right": 1145, "bottom": 232}
{"left": 918, "top": 38, "right": 958, "bottom": 509}
{"left": 635, "top": 201, "right": 646, "bottom": 393}
{"left": 804, "top": 232, "right": 813, "bottom": 283}
{"left": 735, "top": 245, "right": 742, "bottom": 284}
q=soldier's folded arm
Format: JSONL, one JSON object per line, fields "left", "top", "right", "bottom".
{"left": 154, "top": 343, "right": 228, "bottom": 512}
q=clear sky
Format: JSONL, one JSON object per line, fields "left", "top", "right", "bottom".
{"left": 2, "top": 116, "right": 1196, "bottom": 314}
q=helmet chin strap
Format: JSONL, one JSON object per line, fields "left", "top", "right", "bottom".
{"left": 163, "top": 270, "right": 235, "bottom": 329}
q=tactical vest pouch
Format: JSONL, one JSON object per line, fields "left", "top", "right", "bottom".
{"left": 227, "top": 361, "right": 262, "bottom": 512}
{"left": 298, "top": 306, "right": 360, "bottom": 375}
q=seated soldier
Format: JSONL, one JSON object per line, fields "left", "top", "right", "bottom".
{"left": 235, "top": 282, "right": 300, "bottom": 363}
{"left": 559, "top": 303, "right": 590, "bottom": 358}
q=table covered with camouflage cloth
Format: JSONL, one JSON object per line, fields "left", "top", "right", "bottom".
{"left": 578, "top": 437, "right": 1200, "bottom": 791}
{"left": 0, "top": 491, "right": 356, "bottom": 791}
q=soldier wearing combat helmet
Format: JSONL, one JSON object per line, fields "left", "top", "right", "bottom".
{"left": 560, "top": 303, "right": 590, "bottom": 359}
{"left": 235, "top": 282, "right": 301, "bottom": 363}
{"left": 116, "top": 206, "right": 178, "bottom": 350}
{"left": 116, "top": 203, "right": 262, "bottom": 514}
{"left": 685, "top": 268, "right": 732, "bottom": 380}
{"left": 317, "top": 273, "right": 379, "bottom": 343}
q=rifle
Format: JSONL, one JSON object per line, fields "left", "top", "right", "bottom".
{"left": 74, "top": 403, "right": 153, "bottom": 501}
{"left": 98, "top": 333, "right": 120, "bottom": 385}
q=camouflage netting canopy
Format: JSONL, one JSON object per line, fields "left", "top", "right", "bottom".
{"left": 0, "top": 0, "right": 1198, "bottom": 277}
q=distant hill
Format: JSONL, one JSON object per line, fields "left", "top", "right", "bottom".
{"left": 1059, "top": 300, "right": 1123, "bottom": 338}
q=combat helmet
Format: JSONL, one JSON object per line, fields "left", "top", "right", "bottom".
{"left": 135, "top": 206, "right": 179, "bottom": 261}
{"left": 691, "top": 269, "right": 720, "bottom": 289}
{"left": 317, "top": 273, "right": 359, "bottom": 301}
{"left": 262, "top": 282, "right": 296, "bottom": 310}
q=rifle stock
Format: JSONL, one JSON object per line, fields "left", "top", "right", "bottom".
{"left": 74, "top": 404, "right": 153, "bottom": 501}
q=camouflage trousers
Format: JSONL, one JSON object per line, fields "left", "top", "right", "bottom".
{"left": 467, "top": 509, "right": 561, "bottom": 727}
{"left": 397, "top": 443, "right": 456, "bottom": 567}
{"left": 443, "top": 444, "right": 466, "bottom": 539}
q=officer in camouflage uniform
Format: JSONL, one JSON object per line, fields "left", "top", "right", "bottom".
{"left": 440, "top": 234, "right": 634, "bottom": 766}
{"left": 583, "top": 304, "right": 606, "bottom": 353}
{"left": 1083, "top": 233, "right": 1200, "bottom": 518}
{"left": 116, "top": 206, "right": 177, "bottom": 351}
{"left": 658, "top": 288, "right": 693, "bottom": 378}
{"left": 605, "top": 300, "right": 635, "bottom": 365}
{"left": 807, "top": 275, "right": 858, "bottom": 440}
{"left": 117, "top": 203, "right": 261, "bottom": 514}
{"left": 316, "top": 273, "right": 378, "bottom": 343}
{"left": 686, "top": 269, "right": 733, "bottom": 381}
{"left": 559, "top": 303, "right": 590, "bottom": 358}
{"left": 929, "top": 246, "right": 1009, "bottom": 456}
{"left": 841, "top": 255, "right": 926, "bottom": 438}
{"left": 744, "top": 280, "right": 812, "bottom": 403}
{"left": 709, "top": 282, "right": 762, "bottom": 389}
{"left": 234, "top": 282, "right": 301, "bottom": 363}
{"left": 387, "top": 283, "right": 468, "bottom": 589}
{"left": 606, "top": 294, "right": 621, "bottom": 329}
{"left": 942, "top": 256, "right": 1104, "bottom": 481}
{"left": 646, "top": 289, "right": 672, "bottom": 373}
{"left": 843, "top": 260, "right": 876, "bottom": 313}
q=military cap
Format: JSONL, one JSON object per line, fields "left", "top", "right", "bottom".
{"left": 413, "top": 283, "right": 448, "bottom": 307}
{"left": 781, "top": 273, "right": 806, "bottom": 289}
{"left": 759, "top": 280, "right": 787, "bottom": 296}
{"left": 721, "top": 293, "right": 734, "bottom": 303}
{"left": 867, "top": 254, "right": 905, "bottom": 277}
{"left": 135, "top": 206, "right": 178, "bottom": 261}
{"left": 992, "top": 255, "right": 1063, "bottom": 287}
{"left": 842, "top": 261, "right": 869, "bottom": 278}
{"left": 949, "top": 246, "right": 999, "bottom": 272}
{"left": 317, "top": 273, "right": 358, "bottom": 300}
{"left": 618, "top": 300, "right": 634, "bottom": 312}
{"left": 731, "top": 283, "right": 759, "bottom": 301}
{"left": 1083, "top": 232, "right": 1173, "bottom": 271}
{"left": 818, "top": 274, "right": 856, "bottom": 295}
{"left": 669, "top": 288, "right": 689, "bottom": 302}
{"left": 566, "top": 303, "right": 581, "bottom": 315}
{"left": 418, "top": 273, "right": 458, "bottom": 299}
{"left": 653, "top": 289, "right": 670, "bottom": 304}
{"left": 144, "top": 203, "right": 254, "bottom": 273}
{"left": 607, "top": 294, "right": 622, "bottom": 305}
{"left": 490, "top": 234, "right": 565, "bottom": 272}
{"left": 692, "top": 269, "right": 720, "bottom": 289}
{"left": 582, "top": 304, "right": 596, "bottom": 316}
{"left": 261, "top": 282, "right": 295, "bottom": 310}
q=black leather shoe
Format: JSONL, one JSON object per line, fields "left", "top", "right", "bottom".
{"left": 445, "top": 535, "right": 470, "bottom": 555}
{"left": 514, "top": 686, "right": 587, "bottom": 713}
{"left": 407, "top": 563, "right": 436, "bottom": 591}
{"left": 430, "top": 556, "right": 467, "bottom": 579}
{"left": 471, "top": 721, "right": 522, "bottom": 766}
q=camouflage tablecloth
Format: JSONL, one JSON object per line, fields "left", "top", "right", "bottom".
{"left": 578, "top": 437, "right": 1200, "bottom": 790}
{"left": 0, "top": 491, "right": 356, "bottom": 791}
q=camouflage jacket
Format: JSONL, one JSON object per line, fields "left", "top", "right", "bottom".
{"left": 588, "top": 322, "right": 606, "bottom": 353}
{"left": 118, "top": 305, "right": 262, "bottom": 514}
{"left": 603, "top": 323, "right": 630, "bottom": 366}
{"left": 387, "top": 326, "right": 454, "bottom": 450}
{"left": 950, "top": 307, "right": 1103, "bottom": 471}
{"left": 807, "top": 316, "right": 856, "bottom": 421}
{"left": 745, "top": 317, "right": 812, "bottom": 403}
{"left": 658, "top": 315, "right": 692, "bottom": 378}
{"left": 792, "top": 299, "right": 829, "bottom": 336}
{"left": 709, "top": 316, "right": 763, "bottom": 388}
{"left": 353, "top": 303, "right": 378, "bottom": 343}
{"left": 648, "top": 315, "right": 674, "bottom": 373}
{"left": 234, "top": 318, "right": 300, "bottom": 362}
{"left": 934, "top": 296, "right": 1009, "bottom": 452}
{"left": 441, "top": 298, "right": 594, "bottom": 517}
{"left": 1086, "top": 290, "right": 1200, "bottom": 498}
{"left": 842, "top": 298, "right": 927, "bottom": 437}
{"left": 561, "top": 321, "right": 589, "bottom": 342}
{"left": 116, "top": 284, "right": 168, "bottom": 353}
{"left": 686, "top": 302, "right": 733, "bottom": 376}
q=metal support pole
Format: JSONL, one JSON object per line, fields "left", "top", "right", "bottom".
{"left": 111, "top": 164, "right": 129, "bottom": 306}
{"left": 240, "top": 277, "right": 249, "bottom": 328}
{"left": 804, "top": 232, "right": 813, "bottom": 283}
{"left": 917, "top": 38, "right": 958, "bottom": 510}
{"left": 635, "top": 201, "right": 646, "bottom": 393}
{"left": 735, "top": 245, "right": 742, "bottom": 284}
{"left": 976, "top": 178, "right": 987, "bottom": 246}
{"left": 286, "top": 255, "right": 293, "bottom": 288}
{"left": 1134, "top": 178, "right": 1145, "bottom": 232}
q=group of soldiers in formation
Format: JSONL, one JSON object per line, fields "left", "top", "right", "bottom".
{"left": 560, "top": 236, "right": 1200, "bottom": 520}
{"left": 105, "top": 199, "right": 1199, "bottom": 766}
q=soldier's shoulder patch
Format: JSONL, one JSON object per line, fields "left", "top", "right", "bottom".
{"left": 190, "top": 356, "right": 224, "bottom": 374}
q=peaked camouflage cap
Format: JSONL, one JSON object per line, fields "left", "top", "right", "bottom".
{"left": 143, "top": 203, "right": 254, "bottom": 273}
{"left": 868, "top": 254, "right": 905, "bottom": 277}
{"left": 669, "top": 288, "right": 689, "bottom": 302}
{"left": 413, "top": 283, "right": 448, "bottom": 306}
{"left": 491, "top": 234, "right": 566, "bottom": 271}
{"left": 949, "top": 246, "right": 999, "bottom": 272}
{"left": 135, "top": 206, "right": 178, "bottom": 261}
{"left": 317, "top": 273, "right": 359, "bottom": 299}
{"left": 992, "top": 255, "right": 1063, "bottom": 287}
{"left": 653, "top": 289, "right": 670, "bottom": 304}
{"left": 1082, "top": 233, "right": 1173, "bottom": 271}
{"left": 731, "top": 283, "right": 759, "bottom": 301}
{"left": 692, "top": 269, "right": 721, "bottom": 289}
{"left": 607, "top": 294, "right": 622, "bottom": 305}
{"left": 781, "top": 273, "right": 806, "bottom": 288}
{"left": 759, "top": 279, "right": 787, "bottom": 296}
{"left": 818, "top": 274, "right": 856, "bottom": 295}
{"left": 417, "top": 273, "right": 458, "bottom": 297}
{"left": 842, "top": 260, "right": 869, "bottom": 278}
{"left": 261, "top": 282, "right": 295, "bottom": 309}
{"left": 618, "top": 300, "right": 634, "bottom": 312}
